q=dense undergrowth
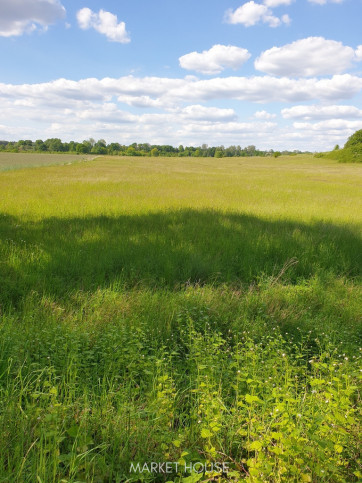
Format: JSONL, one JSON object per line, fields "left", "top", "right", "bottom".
{"left": 0, "top": 281, "right": 361, "bottom": 482}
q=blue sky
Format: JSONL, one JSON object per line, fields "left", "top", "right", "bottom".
{"left": 0, "top": 0, "right": 361, "bottom": 150}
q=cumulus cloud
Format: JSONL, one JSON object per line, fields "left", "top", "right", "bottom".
{"left": 117, "top": 95, "right": 166, "bottom": 109}
{"left": 253, "top": 110, "right": 277, "bottom": 119}
{"left": 293, "top": 119, "right": 361, "bottom": 131}
{"left": 255, "top": 37, "right": 356, "bottom": 76}
{"left": 264, "top": 0, "right": 293, "bottom": 6}
{"left": 225, "top": 1, "right": 290, "bottom": 27}
{"left": 179, "top": 45, "right": 251, "bottom": 75}
{"left": 355, "top": 46, "right": 362, "bottom": 62}
{"left": 76, "top": 8, "right": 130, "bottom": 43}
{"left": 308, "top": 0, "right": 344, "bottom": 4}
{"left": 0, "top": 0, "right": 66, "bottom": 37}
{"left": 0, "top": 74, "right": 361, "bottom": 150}
{"left": 180, "top": 105, "right": 238, "bottom": 121}
{"left": 282, "top": 105, "right": 362, "bottom": 120}
{"left": 181, "top": 121, "right": 276, "bottom": 135}
{"left": 1, "top": 74, "right": 361, "bottom": 107}
{"left": 174, "top": 75, "right": 362, "bottom": 104}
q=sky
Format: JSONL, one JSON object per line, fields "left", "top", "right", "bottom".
{"left": 0, "top": 0, "right": 361, "bottom": 151}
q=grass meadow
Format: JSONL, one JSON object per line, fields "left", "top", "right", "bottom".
{"left": 0, "top": 152, "right": 96, "bottom": 172}
{"left": 0, "top": 154, "right": 361, "bottom": 482}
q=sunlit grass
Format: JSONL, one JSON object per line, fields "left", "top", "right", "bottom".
{"left": 0, "top": 154, "right": 361, "bottom": 481}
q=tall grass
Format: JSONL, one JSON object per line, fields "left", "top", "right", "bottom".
{"left": 0, "top": 155, "right": 361, "bottom": 481}
{"left": 0, "top": 152, "right": 96, "bottom": 172}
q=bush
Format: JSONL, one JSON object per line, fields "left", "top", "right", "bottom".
{"left": 345, "top": 129, "right": 362, "bottom": 153}
{"left": 316, "top": 130, "right": 362, "bottom": 163}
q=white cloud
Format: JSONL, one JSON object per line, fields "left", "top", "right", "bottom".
{"left": 282, "top": 105, "right": 362, "bottom": 120}
{"left": 355, "top": 46, "right": 362, "bottom": 62}
{"left": 117, "top": 95, "right": 166, "bottom": 109}
{"left": 281, "top": 14, "right": 291, "bottom": 25}
{"left": 180, "top": 105, "right": 237, "bottom": 121}
{"left": 0, "top": 75, "right": 361, "bottom": 150}
{"left": 254, "top": 110, "right": 277, "bottom": 119}
{"left": 181, "top": 121, "right": 276, "bottom": 134}
{"left": 225, "top": 1, "right": 290, "bottom": 27}
{"left": 173, "top": 75, "right": 362, "bottom": 103}
{"left": 179, "top": 45, "right": 251, "bottom": 75}
{"left": 308, "top": 0, "right": 344, "bottom": 4}
{"left": 255, "top": 37, "right": 356, "bottom": 76}
{"left": 264, "top": 0, "right": 293, "bottom": 6}
{"left": 0, "top": 0, "right": 66, "bottom": 37}
{"left": 293, "top": 119, "right": 361, "bottom": 131}
{"left": 76, "top": 8, "right": 130, "bottom": 43}
{"left": 1, "top": 74, "right": 361, "bottom": 107}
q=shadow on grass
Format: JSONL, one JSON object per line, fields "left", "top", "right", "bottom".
{"left": 0, "top": 209, "right": 360, "bottom": 307}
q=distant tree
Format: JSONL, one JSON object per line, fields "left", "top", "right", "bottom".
{"left": 333, "top": 144, "right": 340, "bottom": 151}
{"left": 82, "top": 140, "right": 92, "bottom": 152}
{"left": 76, "top": 142, "right": 90, "bottom": 154}
{"left": 35, "top": 139, "right": 47, "bottom": 151}
{"left": 225, "top": 145, "right": 237, "bottom": 157}
{"left": 246, "top": 145, "right": 256, "bottom": 155}
{"left": 126, "top": 146, "right": 137, "bottom": 156}
{"left": 45, "top": 138, "right": 63, "bottom": 152}
{"left": 92, "top": 139, "right": 107, "bottom": 154}
{"left": 108, "top": 143, "right": 122, "bottom": 154}
{"left": 150, "top": 147, "right": 159, "bottom": 157}
{"left": 138, "top": 143, "right": 151, "bottom": 153}
{"left": 214, "top": 150, "right": 223, "bottom": 158}
{"left": 68, "top": 141, "right": 77, "bottom": 152}
{"left": 193, "top": 149, "right": 201, "bottom": 157}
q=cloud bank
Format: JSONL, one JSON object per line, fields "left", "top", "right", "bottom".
{"left": 0, "top": 74, "right": 361, "bottom": 150}
{"left": 0, "top": 0, "right": 66, "bottom": 37}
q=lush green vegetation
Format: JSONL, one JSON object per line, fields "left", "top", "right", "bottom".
{"left": 315, "top": 129, "right": 362, "bottom": 163}
{"left": 0, "top": 138, "right": 303, "bottom": 157}
{"left": 0, "top": 155, "right": 361, "bottom": 482}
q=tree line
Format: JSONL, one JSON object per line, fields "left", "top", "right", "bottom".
{"left": 0, "top": 138, "right": 304, "bottom": 157}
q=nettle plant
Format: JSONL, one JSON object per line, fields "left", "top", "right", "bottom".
{"left": 151, "top": 318, "right": 361, "bottom": 483}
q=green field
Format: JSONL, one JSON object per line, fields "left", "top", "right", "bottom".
{"left": 0, "top": 154, "right": 361, "bottom": 482}
{"left": 0, "top": 152, "right": 96, "bottom": 172}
